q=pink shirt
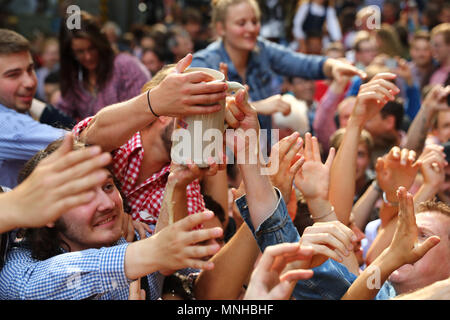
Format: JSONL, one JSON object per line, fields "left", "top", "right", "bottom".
{"left": 429, "top": 65, "right": 450, "bottom": 86}
{"left": 56, "top": 53, "right": 151, "bottom": 121}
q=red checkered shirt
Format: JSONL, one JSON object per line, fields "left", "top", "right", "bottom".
{"left": 73, "top": 117, "right": 205, "bottom": 230}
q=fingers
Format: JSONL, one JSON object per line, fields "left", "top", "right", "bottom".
{"left": 42, "top": 132, "right": 75, "bottom": 162}
{"left": 324, "top": 147, "right": 335, "bottom": 169}
{"left": 183, "top": 91, "right": 227, "bottom": 106}
{"left": 396, "top": 186, "right": 415, "bottom": 227}
{"left": 187, "top": 105, "right": 223, "bottom": 115}
{"left": 279, "top": 269, "right": 314, "bottom": 283}
{"left": 414, "top": 236, "right": 441, "bottom": 260}
{"left": 311, "top": 135, "right": 321, "bottom": 162}
{"left": 186, "top": 226, "right": 224, "bottom": 245}
{"left": 400, "top": 148, "right": 416, "bottom": 166}
{"left": 219, "top": 62, "right": 229, "bottom": 81}
{"left": 55, "top": 152, "right": 112, "bottom": 183}
{"left": 128, "top": 279, "right": 145, "bottom": 300}
{"left": 304, "top": 132, "right": 313, "bottom": 161}
{"left": 290, "top": 156, "right": 305, "bottom": 175}
{"left": 302, "top": 221, "right": 356, "bottom": 258}
{"left": 51, "top": 168, "right": 109, "bottom": 199}
{"left": 46, "top": 144, "right": 107, "bottom": 173}
{"left": 184, "top": 242, "right": 222, "bottom": 260}
{"left": 258, "top": 243, "right": 302, "bottom": 273}
{"left": 175, "top": 53, "right": 193, "bottom": 73}
{"left": 234, "top": 89, "right": 251, "bottom": 114}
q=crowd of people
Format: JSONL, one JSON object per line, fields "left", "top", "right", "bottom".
{"left": 0, "top": 0, "right": 449, "bottom": 300}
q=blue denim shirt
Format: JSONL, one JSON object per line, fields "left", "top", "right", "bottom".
{"left": 192, "top": 37, "right": 327, "bottom": 133}
{"left": 235, "top": 189, "right": 397, "bottom": 300}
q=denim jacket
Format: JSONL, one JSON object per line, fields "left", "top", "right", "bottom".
{"left": 192, "top": 37, "right": 327, "bottom": 133}
{"left": 236, "top": 189, "right": 396, "bottom": 300}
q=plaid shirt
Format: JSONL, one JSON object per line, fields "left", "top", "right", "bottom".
{"left": 0, "top": 234, "right": 197, "bottom": 300}
{"left": 73, "top": 117, "right": 205, "bottom": 230}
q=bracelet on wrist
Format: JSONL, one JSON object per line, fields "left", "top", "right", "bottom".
{"left": 371, "top": 180, "right": 382, "bottom": 193}
{"left": 310, "top": 206, "right": 335, "bottom": 221}
{"left": 147, "top": 89, "right": 159, "bottom": 117}
{"left": 382, "top": 192, "right": 399, "bottom": 207}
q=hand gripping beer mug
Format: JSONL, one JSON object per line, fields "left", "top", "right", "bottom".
{"left": 171, "top": 67, "right": 246, "bottom": 167}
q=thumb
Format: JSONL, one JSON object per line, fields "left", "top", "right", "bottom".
{"left": 413, "top": 236, "right": 440, "bottom": 261}
{"left": 46, "top": 132, "right": 74, "bottom": 161}
{"left": 175, "top": 53, "right": 193, "bottom": 73}
{"left": 267, "top": 281, "right": 294, "bottom": 300}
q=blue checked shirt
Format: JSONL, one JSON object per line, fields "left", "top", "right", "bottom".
{"left": 0, "top": 103, "right": 66, "bottom": 188}
{"left": 0, "top": 234, "right": 196, "bottom": 300}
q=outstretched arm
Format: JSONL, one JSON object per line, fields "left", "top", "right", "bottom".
{"left": 342, "top": 187, "right": 440, "bottom": 300}
{"left": 330, "top": 73, "right": 400, "bottom": 226}
{"left": 404, "top": 85, "right": 450, "bottom": 153}
{"left": 0, "top": 133, "right": 111, "bottom": 233}
{"left": 78, "top": 54, "right": 227, "bottom": 152}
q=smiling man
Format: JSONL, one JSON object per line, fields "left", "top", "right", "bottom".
{"left": 0, "top": 139, "right": 224, "bottom": 300}
{"left": 0, "top": 29, "right": 66, "bottom": 188}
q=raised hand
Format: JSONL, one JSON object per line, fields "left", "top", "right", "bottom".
{"left": 253, "top": 94, "right": 292, "bottom": 116}
{"left": 350, "top": 73, "right": 400, "bottom": 127}
{"left": 269, "top": 132, "right": 305, "bottom": 202}
{"left": 149, "top": 53, "right": 228, "bottom": 117}
{"left": 393, "top": 57, "right": 414, "bottom": 86}
{"left": 418, "top": 144, "right": 447, "bottom": 190}
{"left": 0, "top": 133, "right": 111, "bottom": 232}
{"left": 169, "top": 159, "right": 221, "bottom": 188}
{"left": 324, "top": 58, "right": 367, "bottom": 83}
{"left": 125, "top": 210, "right": 223, "bottom": 279}
{"left": 297, "top": 220, "right": 357, "bottom": 268}
{"left": 224, "top": 89, "right": 260, "bottom": 159}
{"left": 389, "top": 187, "right": 440, "bottom": 265}
{"left": 341, "top": 187, "right": 440, "bottom": 300}
{"left": 422, "top": 85, "right": 450, "bottom": 119}
{"left": 294, "top": 133, "right": 335, "bottom": 202}
{"left": 244, "top": 243, "right": 314, "bottom": 300}
{"left": 375, "top": 146, "right": 421, "bottom": 204}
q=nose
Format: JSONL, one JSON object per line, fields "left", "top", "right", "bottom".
{"left": 95, "top": 189, "right": 116, "bottom": 212}
{"left": 23, "top": 71, "right": 36, "bottom": 89}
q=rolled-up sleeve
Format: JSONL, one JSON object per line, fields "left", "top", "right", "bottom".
{"left": 0, "top": 244, "right": 132, "bottom": 300}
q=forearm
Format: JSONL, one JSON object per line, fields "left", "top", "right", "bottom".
{"left": 154, "top": 178, "right": 189, "bottom": 233}
{"left": 312, "top": 88, "right": 342, "bottom": 151}
{"left": 365, "top": 217, "right": 397, "bottom": 265}
{"left": 413, "top": 183, "right": 439, "bottom": 211}
{"left": 0, "top": 194, "right": 19, "bottom": 233}
{"left": 238, "top": 161, "right": 278, "bottom": 230}
{"left": 194, "top": 224, "right": 259, "bottom": 299}
{"left": 79, "top": 92, "right": 157, "bottom": 152}
{"left": 342, "top": 248, "right": 400, "bottom": 300}
{"left": 2, "top": 245, "right": 131, "bottom": 300}
{"left": 353, "top": 183, "right": 381, "bottom": 231}
{"left": 404, "top": 106, "right": 432, "bottom": 153}
{"left": 308, "top": 198, "right": 361, "bottom": 275}
{"left": 124, "top": 238, "right": 160, "bottom": 280}
{"left": 329, "top": 119, "right": 361, "bottom": 225}
{"left": 201, "top": 170, "right": 228, "bottom": 218}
